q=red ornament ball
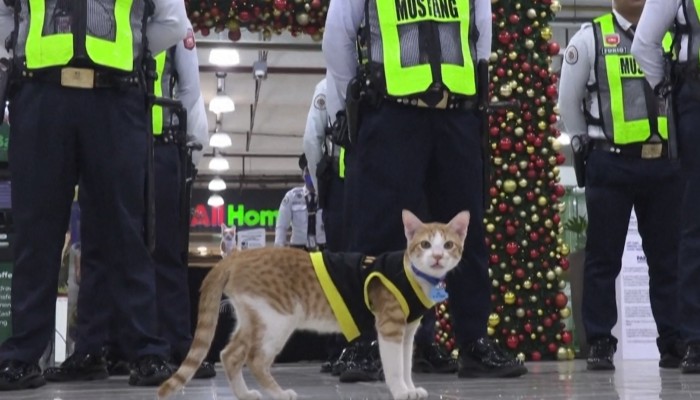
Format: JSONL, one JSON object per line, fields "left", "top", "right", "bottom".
{"left": 506, "top": 335, "right": 520, "bottom": 349}
{"left": 531, "top": 351, "right": 542, "bottom": 361}
{"left": 506, "top": 242, "right": 519, "bottom": 255}
{"left": 555, "top": 292, "right": 569, "bottom": 308}
{"left": 548, "top": 42, "right": 561, "bottom": 55}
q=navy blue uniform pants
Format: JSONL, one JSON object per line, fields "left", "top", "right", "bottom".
{"left": 0, "top": 82, "right": 168, "bottom": 363}
{"left": 582, "top": 149, "right": 682, "bottom": 353}
{"left": 344, "top": 102, "right": 489, "bottom": 347}
{"left": 676, "top": 79, "right": 700, "bottom": 345}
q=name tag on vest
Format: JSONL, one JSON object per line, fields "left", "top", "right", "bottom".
{"left": 618, "top": 55, "right": 644, "bottom": 78}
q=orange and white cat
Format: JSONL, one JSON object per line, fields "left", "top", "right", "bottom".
{"left": 158, "top": 210, "right": 469, "bottom": 400}
{"left": 220, "top": 224, "right": 237, "bottom": 258}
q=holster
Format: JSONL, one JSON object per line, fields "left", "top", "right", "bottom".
{"left": 0, "top": 58, "right": 11, "bottom": 122}
{"left": 570, "top": 134, "right": 591, "bottom": 188}
{"left": 316, "top": 154, "right": 333, "bottom": 209}
{"left": 330, "top": 110, "right": 351, "bottom": 148}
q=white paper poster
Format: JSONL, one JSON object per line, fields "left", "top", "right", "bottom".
{"left": 237, "top": 228, "right": 266, "bottom": 250}
{"left": 618, "top": 209, "right": 658, "bottom": 360}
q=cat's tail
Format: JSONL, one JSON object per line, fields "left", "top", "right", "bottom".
{"left": 157, "top": 262, "right": 229, "bottom": 399}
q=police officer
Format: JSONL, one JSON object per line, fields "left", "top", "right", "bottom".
{"left": 0, "top": 0, "right": 187, "bottom": 391}
{"left": 632, "top": 0, "right": 700, "bottom": 373}
{"left": 274, "top": 162, "right": 326, "bottom": 250}
{"left": 323, "top": 0, "right": 527, "bottom": 379}
{"left": 43, "top": 22, "right": 214, "bottom": 381}
{"left": 559, "top": 0, "right": 684, "bottom": 371}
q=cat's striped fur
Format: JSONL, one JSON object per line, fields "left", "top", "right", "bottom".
{"left": 158, "top": 210, "right": 469, "bottom": 400}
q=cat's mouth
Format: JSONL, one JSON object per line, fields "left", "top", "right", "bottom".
{"left": 430, "top": 263, "right": 444, "bottom": 270}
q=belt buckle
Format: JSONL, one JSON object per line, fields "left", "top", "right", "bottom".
{"left": 641, "top": 143, "right": 663, "bottom": 159}
{"left": 60, "top": 67, "right": 95, "bottom": 89}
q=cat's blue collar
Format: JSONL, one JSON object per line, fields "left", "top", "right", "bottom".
{"left": 411, "top": 263, "right": 444, "bottom": 286}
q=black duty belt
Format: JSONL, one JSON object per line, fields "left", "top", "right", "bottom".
{"left": 154, "top": 128, "right": 184, "bottom": 145}
{"left": 19, "top": 67, "right": 141, "bottom": 90}
{"left": 385, "top": 93, "right": 476, "bottom": 110}
{"left": 591, "top": 139, "right": 667, "bottom": 159}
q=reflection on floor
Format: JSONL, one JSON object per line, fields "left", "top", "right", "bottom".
{"left": 2, "top": 360, "right": 698, "bottom": 399}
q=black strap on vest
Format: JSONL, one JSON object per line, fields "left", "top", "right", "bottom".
{"left": 306, "top": 192, "right": 317, "bottom": 250}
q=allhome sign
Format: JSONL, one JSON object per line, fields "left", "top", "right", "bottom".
{"left": 190, "top": 203, "right": 279, "bottom": 228}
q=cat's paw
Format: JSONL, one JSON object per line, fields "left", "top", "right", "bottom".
{"left": 239, "top": 390, "right": 262, "bottom": 400}
{"left": 391, "top": 388, "right": 428, "bottom": 400}
{"left": 272, "top": 389, "right": 298, "bottom": 400}
{"left": 412, "top": 387, "right": 428, "bottom": 399}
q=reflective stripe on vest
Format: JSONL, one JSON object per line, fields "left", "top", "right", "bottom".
{"left": 152, "top": 52, "right": 167, "bottom": 135}
{"left": 374, "top": 0, "right": 476, "bottom": 97}
{"left": 593, "top": 13, "right": 670, "bottom": 144}
{"left": 25, "top": 0, "right": 135, "bottom": 71}
{"left": 338, "top": 147, "right": 345, "bottom": 179}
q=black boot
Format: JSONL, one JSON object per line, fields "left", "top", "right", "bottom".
{"left": 103, "top": 347, "right": 130, "bottom": 377}
{"left": 0, "top": 360, "right": 45, "bottom": 391}
{"left": 587, "top": 337, "right": 616, "bottom": 371}
{"left": 331, "top": 341, "right": 361, "bottom": 377}
{"left": 43, "top": 353, "right": 109, "bottom": 382}
{"left": 193, "top": 361, "right": 216, "bottom": 379}
{"left": 413, "top": 343, "right": 458, "bottom": 373}
{"left": 458, "top": 337, "right": 527, "bottom": 378}
{"left": 659, "top": 339, "right": 685, "bottom": 369}
{"left": 681, "top": 344, "right": 700, "bottom": 373}
{"left": 339, "top": 340, "right": 383, "bottom": 383}
{"left": 128, "top": 355, "right": 172, "bottom": 386}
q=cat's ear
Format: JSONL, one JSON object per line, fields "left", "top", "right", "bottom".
{"left": 447, "top": 211, "right": 471, "bottom": 242}
{"left": 221, "top": 223, "right": 227, "bottom": 233}
{"left": 402, "top": 210, "right": 424, "bottom": 241}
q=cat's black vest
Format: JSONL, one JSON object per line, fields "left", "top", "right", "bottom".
{"left": 309, "top": 251, "right": 435, "bottom": 342}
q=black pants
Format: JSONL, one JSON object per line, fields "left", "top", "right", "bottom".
{"left": 0, "top": 82, "right": 168, "bottom": 363}
{"left": 582, "top": 149, "right": 682, "bottom": 352}
{"left": 343, "top": 101, "right": 489, "bottom": 347}
{"left": 676, "top": 79, "right": 700, "bottom": 344}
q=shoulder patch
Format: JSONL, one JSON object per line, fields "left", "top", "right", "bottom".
{"left": 565, "top": 46, "right": 578, "bottom": 65}
{"left": 183, "top": 28, "right": 196, "bottom": 50}
{"left": 314, "top": 93, "right": 326, "bottom": 110}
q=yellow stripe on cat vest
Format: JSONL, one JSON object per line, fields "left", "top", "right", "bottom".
{"left": 363, "top": 272, "right": 410, "bottom": 318}
{"left": 309, "top": 252, "right": 361, "bottom": 342}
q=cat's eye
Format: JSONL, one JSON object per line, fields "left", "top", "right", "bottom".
{"left": 420, "top": 240, "right": 431, "bottom": 249}
{"left": 444, "top": 241, "right": 454, "bottom": 250}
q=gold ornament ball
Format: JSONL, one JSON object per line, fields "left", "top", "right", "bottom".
{"left": 488, "top": 313, "right": 500, "bottom": 327}
{"left": 444, "top": 313, "right": 450, "bottom": 320}
{"left": 559, "top": 280, "right": 567, "bottom": 289}
{"left": 503, "top": 179, "right": 517, "bottom": 193}
{"left": 538, "top": 196, "right": 548, "bottom": 206}
{"left": 490, "top": 52, "right": 498, "bottom": 62}
{"left": 538, "top": 121, "right": 548, "bottom": 131}
{"left": 509, "top": 80, "right": 519, "bottom": 89}
{"left": 508, "top": 51, "right": 518, "bottom": 60}
{"left": 500, "top": 85, "right": 513, "bottom": 97}
{"left": 536, "top": 325, "right": 544, "bottom": 332}
{"left": 552, "top": 137, "right": 563, "bottom": 150}
{"left": 513, "top": 195, "right": 522, "bottom": 205}
{"left": 492, "top": 279, "right": 499, "bottom": 288}
{"left": 526, "top": 88, "right": 535, "bottom": 98}
{"left": 551, "top": 0, "right": 562, "bottom": 13}
{"left": 530, "top": 295, "right": 538, "bottom": 303}
{"left": 531, "top": 214, "right": 540, "bottom": 223}
{"left": 567, "top": 348, "right": 576, "bottom": 360}
{"left": 507, "top": 111, "right": 515, "bottom": 120}
{"left": 504, "top": 291, "right": 516, "bottom": 304}
{"left": 546, "top": 270, "right": 556, "bottom": 281}
{"left": 515, "top": 127, "right": 524, "bottom": 136}
{"left": 516, "top": 86, "right": 524, "bottom": 94}
{"left": 523, "top": 280, "right": 532, "bottom": 289}
{"left": 560, "top": 307, "right": 571, "bottom": 318}
{"left": 541, "top": 27, "right": 553, "bottom": 41}
{"left": 494, "top": 156, "right": 503, "bottom": 166}
{"left": 527, "top": 145, "right": 535, "bottom": 154}
{"left": 504, "top": 273, "right": 513, "bottom": 282}
{"left": 526, "top": 8, "right": 537, "bottom": 18}
{"left": 486, "top": 223, "right": 495, "bottom": 233}
{"left": 531, "top": 333, "right": 537, "bottom": 340}
{"left": 487, "top": 327, "right": 495, "bottom": 336}
{"left": 557, "top": 347, "right": 568, "bottom": 360}
{"left": 519, "top": 161, "right": 529, "bottom": 169}
{"left": 516, "top": 308, "right": 526, "bottom": 318}
{"left": 555, "top": 266, "right": 563, "bottom": 276}
{"left": 544, "top": 219, "right": 553, "bottom": 228}
{"left": 525, "top": 39, "right": 535, "bottom": 49}
{"left": 560, "top": 244, "right": 570, "bottom": 256}
{"left": 519, "top": 178, "right": 528, "bottom": 188}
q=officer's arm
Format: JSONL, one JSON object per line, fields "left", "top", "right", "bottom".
{"left": 274, "top": 194, "right": 292, "bottom": 247}
{"left": 148, "top": 0, "right": 189, "bottom": 55}
{"left": 474, "top": 0, "right": 492, "bottom": 61}
{"left": 631, "top": 0, "right": 682, "bottom": 89}
{"left": 558, "top": 26, "right": 593, "bottom": 136}
{"left": 0, "top": 2, "right": 13, "bottom": 59}
{"left": 322, "top": 0, "right": 364, "bottom": 121}
{"left": 303, "top": 79, "right": 328, "bottom": 190}
{"left": 173, "top": 24, "right": 208, "bottom": 166}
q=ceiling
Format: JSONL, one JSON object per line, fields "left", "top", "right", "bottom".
{"left": 191, "top": 0, "right": 612, "bottom": 188}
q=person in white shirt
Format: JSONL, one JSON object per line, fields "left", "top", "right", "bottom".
{"left": 323, "top": 0, "right": 526, "bottom": 385}
{"left": 0, "top": 0, "right": 188, "bottom": 390}
{"left": 632, "top": 0, "right": 700, "bottom": 373}
{"left": 274, "top": 156, "right": 326, "bottom": 250}
{"left": 559, "top": 0, "right": 683, "bottom": 371}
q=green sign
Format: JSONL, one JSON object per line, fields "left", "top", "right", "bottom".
{"left": 0, "top": 261, "right": 11, "bottom": 342}
{"left": 0, "top": 124, "right": 7, "bottom": 164}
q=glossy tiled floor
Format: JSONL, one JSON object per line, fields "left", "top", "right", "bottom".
{"left": 2, "top": 360, "right": 699, "bottom": 400}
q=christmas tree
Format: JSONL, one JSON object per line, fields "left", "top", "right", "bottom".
{"left": 481, "top": 0, "right": 574, "bottom": 361}
{"left": 184, "top": 0, "right": 329, "bottom": 41}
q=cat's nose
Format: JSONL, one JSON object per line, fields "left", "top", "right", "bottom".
{"left": 433, "top": 254, "right": 443, "bottom": 261}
